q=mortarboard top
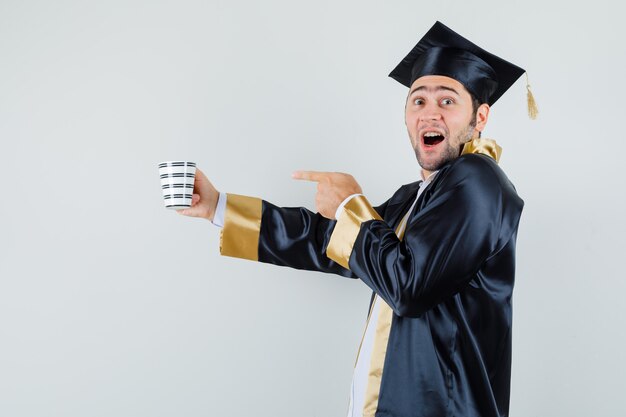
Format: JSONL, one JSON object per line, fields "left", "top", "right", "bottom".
{"left": 389, "top": 21, "right": 526, "bottom": 107}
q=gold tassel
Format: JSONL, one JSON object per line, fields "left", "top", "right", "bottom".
{"left": 526, "top": 72, "right": 538, "bottom": 120}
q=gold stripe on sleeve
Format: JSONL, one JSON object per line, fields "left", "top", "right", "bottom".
{"left": 220, "top": 193, "right": 263, "bottom": 261}
{"left": 326, "top": 195, "right": 382, "bottom": 270}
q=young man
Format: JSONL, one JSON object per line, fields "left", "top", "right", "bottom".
{"left": 179, "top": 21, "right": 525, "bottom": 417}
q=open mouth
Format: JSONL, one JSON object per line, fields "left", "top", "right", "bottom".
{"left": 422, "top": 131, "right": 445, "bottom": 147}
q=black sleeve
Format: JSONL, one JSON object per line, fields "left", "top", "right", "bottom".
{"left": 257, "top": 199, "right": 391, "bottom": 278}
{"left": 348, "top": 155, "right": 524, "bottom": 317}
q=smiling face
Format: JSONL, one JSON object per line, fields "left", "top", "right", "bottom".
{"left": 405, "top": 75, "right": 490, "bottom": 175}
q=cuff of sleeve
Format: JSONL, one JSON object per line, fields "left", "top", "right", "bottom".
{"left": 326, "top": 195, "right": 382, "bottom": 270}
{"left": 220, "top": 193, "right": 263, "bottom": 261}
{"left": 335, "top": 193, "right": 363, "bottom": 220}
{"left": 211, "top": 192, "right": 227, "bottom": 227}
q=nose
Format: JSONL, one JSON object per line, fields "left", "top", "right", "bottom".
{"left": 419, "top": 102, "right": 442, "bottom": 122}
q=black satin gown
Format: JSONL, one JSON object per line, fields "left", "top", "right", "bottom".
{"left": 244, "top": 153, "right": 523, "bottom": 417}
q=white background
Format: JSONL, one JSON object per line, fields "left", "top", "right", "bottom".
{"left": 1, "top": 0, "right": 625, "bottom": 416}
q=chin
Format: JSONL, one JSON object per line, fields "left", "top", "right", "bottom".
{"left": 415, "top": 152, "right": 457, "bottom": 172}
{"left": 415, "top": 156, "right": 440, "bottom": 172}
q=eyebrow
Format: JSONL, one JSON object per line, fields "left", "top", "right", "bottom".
{"left": 408, "top": 85, "right": 461, "bottom": 96}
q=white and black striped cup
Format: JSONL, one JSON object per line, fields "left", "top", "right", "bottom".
{"left": 158, "top": 161, "right": 196, "bottom": 209}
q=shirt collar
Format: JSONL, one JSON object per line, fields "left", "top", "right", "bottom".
{"left": 420, "top": 170, "right": 439, "bottom": 185}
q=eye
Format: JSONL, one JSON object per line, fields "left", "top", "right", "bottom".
{"left": 413, "top": 98, "right": 424, "bottom": 105}
{"left": 441, "top": 98, "right": 454, "bottom": 105}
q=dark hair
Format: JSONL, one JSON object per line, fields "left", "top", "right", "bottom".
{"left": 471, "top": 95, "right": 481, "bottom": 114}
{"left": 469, "top": 93, "right": 482, "bottom": 127}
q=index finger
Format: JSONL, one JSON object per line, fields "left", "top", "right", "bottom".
{"left": 292, "top": 170, "right": 329, "bottom": 182}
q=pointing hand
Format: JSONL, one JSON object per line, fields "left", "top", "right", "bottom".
{"left": 292, "top": 171, "right": 362, "bottom": 219}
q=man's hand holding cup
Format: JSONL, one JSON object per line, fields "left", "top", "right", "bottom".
{"left": 176, "top": 168, "right": 219, "bottom": 221}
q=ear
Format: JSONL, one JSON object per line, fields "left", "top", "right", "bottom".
{"left": 475, "top": 103, "right": 490, "bottom": 133}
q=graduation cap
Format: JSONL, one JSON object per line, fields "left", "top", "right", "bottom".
{"left": 389, "top": 21, "right": 537, "bottom": 118}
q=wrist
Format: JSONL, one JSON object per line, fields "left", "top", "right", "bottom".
{"left": 207, "top": 195, "right": 218, "bottom": 221}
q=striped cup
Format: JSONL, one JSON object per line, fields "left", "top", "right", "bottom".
{"left": 158, "top": 161, "right": 196, "bottom": 209}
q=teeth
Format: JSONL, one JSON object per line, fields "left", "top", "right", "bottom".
{"left": 424, "top": 132, "right": 442, "bottom": 137}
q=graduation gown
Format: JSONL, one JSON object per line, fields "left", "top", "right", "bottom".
{"left": 219, "top": 146, "right": 524, "bottom": 417}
